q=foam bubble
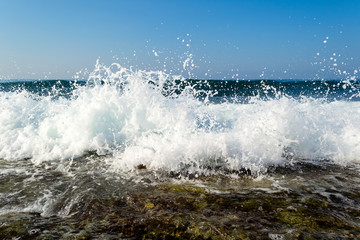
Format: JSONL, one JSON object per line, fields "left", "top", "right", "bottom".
{"left": 0, "top": 63, "right": 359, "bottom": 175}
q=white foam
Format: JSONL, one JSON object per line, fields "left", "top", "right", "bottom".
{"left": 1, "top": 62, "right": 360, "bottom": 174}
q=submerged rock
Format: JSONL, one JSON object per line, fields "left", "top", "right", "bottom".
{"left": 1, "top": 163, "right": 360, "bottom": 239}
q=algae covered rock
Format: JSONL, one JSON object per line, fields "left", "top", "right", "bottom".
{"left": 1, "top": 163, "right": 360, "bottom": 239}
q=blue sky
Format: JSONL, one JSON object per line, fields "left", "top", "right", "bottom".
{"left": 0, "top": 0, "right": 359, "bottom": 80}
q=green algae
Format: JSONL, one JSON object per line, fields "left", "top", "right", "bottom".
{"left": 80, "top": 177, "right": 359, "bottom": 239}
{"left": 159, "top": 182, "right": 208, "bottom": 194}
{"left": 1, "top": 163, "right": 360, "bottom": 239}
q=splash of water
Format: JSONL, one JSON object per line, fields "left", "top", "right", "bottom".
{"left": 0, "top": 61, "right": 359, "bottom": 176}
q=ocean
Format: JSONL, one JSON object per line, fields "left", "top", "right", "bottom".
{"left": 1, "top": 63, "right": 360, "bottom": 239}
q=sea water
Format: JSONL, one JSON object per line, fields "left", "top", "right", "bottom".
{"left": 1, "top": 62, "right": 360, "bottom": 238}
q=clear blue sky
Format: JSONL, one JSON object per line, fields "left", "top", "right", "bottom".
{"left": 0, "top": 0, "right": 359, "bottom": 80}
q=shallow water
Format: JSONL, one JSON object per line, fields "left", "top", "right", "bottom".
{"left": 1, "top": 156, "right": 360, "bottom": 239}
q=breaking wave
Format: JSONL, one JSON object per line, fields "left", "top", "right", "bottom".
{"left": 1, "top": 61, "right": 360, "bottom": 174}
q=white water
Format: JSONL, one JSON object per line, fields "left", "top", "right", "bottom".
{"left": 0, "top": 62, "right": 359, "bottom": 174}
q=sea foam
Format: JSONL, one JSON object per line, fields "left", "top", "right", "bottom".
{"left": 0, "top": 62, "right": 359, "bottom": 174}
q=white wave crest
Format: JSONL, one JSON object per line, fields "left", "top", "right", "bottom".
{"left": 1, "top": 62, "right": 359, "bottom": 174}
